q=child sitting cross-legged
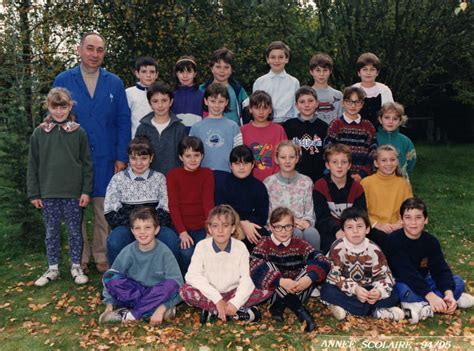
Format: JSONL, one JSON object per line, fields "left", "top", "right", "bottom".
{"left": 386, "top": 198, "right": 474, "bottom": 324}
{"left": 320, "top": 207, "right": 404, "bottom": 322}
{"left": 99, "top": 207, "right": 183, "bottom": 325}
{"left": 250, "top": 207, "right": 330, "bottom": 332}
{"left": 180, "top": 205, "right": 272, "bottom": 323}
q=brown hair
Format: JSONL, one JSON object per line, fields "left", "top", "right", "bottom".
{"left": 130, "top": 207, "right": 160, "bottom": 228}
{"left": 295, "top": 86, "right": 318, "bottom": 102}
{"left": 128, "top": 136, "right": 154, "bottom": 158}
{"left": 374, "top": 144, "right": 403, "bottom": 176}
{"left": 378, "top": 102, "right": 408, "bottom": 126}
{"left": 324, "top": 143, "right": 352, "bottom": 163}
{"left": 43, "top": 87, "right": 75, "bottom": 122}
{"left": 309, "top": 52, "right": 334, "bottom": 71}
{"left": 343, "top": 86, "right": 366, "bottom": 101}
{"left": 356, "top": 52, "right": 381, "bottom": 71}
{"left": 269, "top": 207, "right": 295, "bottom": 226}
{"left": 209, "top": 47, "right": 235, "bottom": 67}
{"left": 266, "top": 41, "right": 290, "bottom": 58}
{"left": 206, "top": 204, "right": 244, "bottom": 240}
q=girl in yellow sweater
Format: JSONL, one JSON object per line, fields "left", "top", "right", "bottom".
{"left": 361, "top": 145, "right": 412, "bottom": 236}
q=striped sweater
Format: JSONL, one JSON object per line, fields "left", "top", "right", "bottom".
{"left": 250, "top": 236, "right": 330, "bottom": 290}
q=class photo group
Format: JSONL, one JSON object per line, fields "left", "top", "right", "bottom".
{"left": 26, "top": 32, "right": 473, "bottom": 333}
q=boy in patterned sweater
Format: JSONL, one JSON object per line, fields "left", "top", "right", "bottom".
{"left": 320, "top": 207, "right": 404, "bottom": 321}
{"left": 250, "top": 207, "right": 330, "bottom": 332}
{"left": 325, "top": 86, "right": 377, "bottom": 181}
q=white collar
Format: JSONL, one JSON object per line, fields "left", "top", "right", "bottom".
{"left": 343, "top": 113, "right": 361, "bottom": 124}
{"left": 342, "top": 237, "right": 369, "bottom": 253}
{"left": 271, "top": 233, "right": 291, "bottom": 247}
{"left": 268, "top": 69, "right": 287, "bottom": 78}
{"left": 128, "top": 168, "right": 151, "bottom": 180}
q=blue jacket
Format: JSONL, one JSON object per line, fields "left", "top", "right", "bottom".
{"left": 53, "top": 66, "right": 131, "bottom": 197}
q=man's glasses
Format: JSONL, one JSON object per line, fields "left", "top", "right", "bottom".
{"left": 344, "top": 99, "right": 363, "bottom": 106}
{"left": 272, "top": 224, "right": 294, "bottom": 232}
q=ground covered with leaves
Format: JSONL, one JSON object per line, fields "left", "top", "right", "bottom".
{"left": 0, "top": 144, "right": 473, "bottom": 350}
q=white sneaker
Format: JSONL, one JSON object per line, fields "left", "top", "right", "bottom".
{"left": 310, "top": 288, "right": 321, "bottom": 298}
{"left": 373, "top": 307, "right": 405, "bottom": 321}
{"left": 457, "top": 293, "right": 474, "bottom": 309}
{"left": 328, "top": 304, "right": 347, "bottom": 320}
{"left": 35, "top": 269, "right": 60, "bottom": 287}
{"left": 163, "top": 306, "right": 176, "bottom": 320}
{"left": 402, "top": 302, "right": 433, "bottom": 324}
{"left": 71, "top": 266, "right": 88, "bottom": 285}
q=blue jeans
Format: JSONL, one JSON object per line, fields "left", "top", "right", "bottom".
{"left": 153, "top": 228, "right": 206, "bottom": 274}
{"left": 320, "top": 283, "right": 400, "bottom": 316}
{"left": 106, "top": 225, "right": 179, "bottom": 265}
{"left": 396, "top": 275, "right": 465, "bottom": 303}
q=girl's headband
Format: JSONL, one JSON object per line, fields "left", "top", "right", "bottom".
{"left": 176, "top": 58, "right": 197, "bottom": 66}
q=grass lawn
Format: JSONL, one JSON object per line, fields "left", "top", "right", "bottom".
{"left": 0, "top": 143, "right": 472, "bottom": 350}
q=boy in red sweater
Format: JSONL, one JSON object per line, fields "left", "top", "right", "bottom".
{"left": 167, "top": 136, "right": 215, "bottom": 273}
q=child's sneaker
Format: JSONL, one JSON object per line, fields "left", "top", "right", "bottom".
{"left": 402, "top": 302, "right": 433, "bottom": 324}
{"left": 373, "top": 307, "right": 405, "bottom": 321}
{"left": 163, "top": 306, "right": 176, "bottom": 320}
{"left": 328, "top": 304, "right": 347, "bottom": 320}
{"left": 200, "top": 309, "right": 217, "bottom": 324}
{"left": 457, "top": 293, "right": 474, "bottom": 309}
{"left": 71, "top": 266, "right": 88, "bottom": 285}
{"left": 99, "top": 308, "right": 131, "bottom": 324}
{"left": 233, "top": 307, "right": 261, "bottom": 323}
{"left": 34, "top": 269, "right": 60, "bottom": 287}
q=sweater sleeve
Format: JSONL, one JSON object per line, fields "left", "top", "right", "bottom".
{"left": 326, "top": 243, "right": 360, "bottom": 295}
{"left": 301, "top": 179, "right": 316, "bottom": 226}
{"left": 103, "top": 174, "right": 123, "bottom": 215}
{"left": 406, "top": 139, "right": 417, "bottom": 178}
{"left": 313, "top": 189, "right": 340, "bottom": 252}
{"left": 156, "top": 173, "right": 169, "bottom": 212}
{"left": 250, "top": 242, "right": 282, "bottom": 290}
{"left": 79, "top": 129, "right": 93, "bottom": 195}
{"left": 250, "top": 182, "right": 269, "bottom": 226}
{"left": 167, "top": 170, "right": 186, "bottom": 234}
{"left": 184, "top": 242, "right": 223, "bottom": 304}
{"left": 162, "top": 246, "right": 184, "bottom": 309}
{"left": 201, "top": 170, "right": 215, "bottom": 221}
{"left": 324, "top": 119, "right": 340, "bottom": 147}
{"left": 228, "top": 244, "right": 255, "bottom": 310}
{"left": 102, "top": 248, "right": 132, "bottom": 305}
{"left": 359, "top": 123, "right": 377, "bottom": 178}
{"left": 27, "top": 129, "right": 41, "bottom": 200}
{"left": 428, "top": 237, "right": 455, "bottom": 294}
{"left": 233, "top": 124, "right": 243, "bottom": 147}
{"left": 369, "top": 244, "right": 394, "bottom": 299}
{"left": 305, "top": 246, "right": 330, "bottom": 283}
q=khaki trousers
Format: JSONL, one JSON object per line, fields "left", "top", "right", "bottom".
{"left": 81, "top": 197, "right": 109, "bottom": 265}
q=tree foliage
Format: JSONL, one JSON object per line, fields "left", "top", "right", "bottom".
{"left": 0, "top": 0, "right": 472, "bottom": 244}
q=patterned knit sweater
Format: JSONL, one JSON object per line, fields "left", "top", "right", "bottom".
{"left": 326, "top": 237, "right": 394, "bottom": 299}
{"left": 325, "top": 116, "right": 377, "bottom": 178}
{"left": 250, "top": 236, "right": 330, "bottom": 290}
{"left": 264, "top": 172, "right": 315, "bottom": 226}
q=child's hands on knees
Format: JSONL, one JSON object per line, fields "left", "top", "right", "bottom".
{"left": 280, "top": 278, "right": 298, "bottom": 293}
{"left": 31, "top": 199, "right": 43, "bottom": 209}
{"left": 374, "top": 223, "right": 396, "bottom": 234}
{"left": 355, "top": 286, "right": 370, "bottom": 303}
{"left": 335, "top": 229, "right": 345, "bottom": 239}
{"left": 225, "top": 302, "right": 237, "bottom": 316}
{"left": 425, "top": 292, "right": 447, "bottom": 313}
{"left": 295, "top": 276, "right": 313, "bottom": 292}
{"left": 216, "top": 299, "right": 227, "bottom": 321}
{"left": 149, "top": 304, "right": 167, "bottom": 326}
{"left": 443, "top": 290, "right": 457, "bottom": 314}
{"left": 79, "top": 194, "right": 90, "bottom": 207}
{"left": 179, "top": 231, "right": 194, "bottom": 249}
{"left": 241, "top": 220, "right": 262, "bottom": 244}
{"left": 366, "top": 288, "right": 382, "bottom": 304}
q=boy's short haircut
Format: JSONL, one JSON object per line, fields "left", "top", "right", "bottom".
{"left": 400, "top": 197, "right": 428, "bottom": 218}
{"left": 295, "top": 86, "right": 318, "bottom": 102}
{"left": 324, "top": 143, "right": 352, "bottom": 163}
{"left": 147, "top": 81, "right": 174, "bottom": 103}
{"left": 266, "top": 41, "right": 290, "bottom": 58}
{"left": 249, "top": 90, "right": 272, "bottom": 110}
{"left": 340, "top": 207, "right": 370, "bottom": 228}
{"left": 209, "top": 47, "right": 235, "bottom": 67}
{"left": 343, "top": 86, "right": 366, "bottom": 101}
{"left": 204, "top": 82, "right": 229, "bottom": 100}
{"left": 128, "top": 136, "right": 155, "bottom": 157}
{"left": 178, "top": 136, "right": 204, "bottom": 156}
{"left": 135, "top": 56, "right": 158, "bottom": 71}
{"left": 269, "top": 207, "right": 295, "bottom": 225}
{"left": 229, "top": 145, "right": 254, "bottom": 164}
{"left": 80, "top": 32, "right": 107, "bottom": 49}
{"left": 379, "top": 101, "right": 408, "bottom": 126}
{"left": 130, "top": 207, "right": 160, "bottom": 228}
{"left": 356, "top": 52, "right": 381, "bottom": 71}
{"left": 309, "top": 52, "right": 334, "bottom": 71}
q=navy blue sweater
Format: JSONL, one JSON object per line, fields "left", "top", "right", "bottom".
{"left": 386, "top": 229, "right": 455, "bottom": 297}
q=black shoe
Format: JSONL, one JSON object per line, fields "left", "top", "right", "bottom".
{"left": 200, "top": 309, "right": 217, "bottom": 324}
{"left": 269, "top": 301, "right": 285, "bottom": 322}
{"left": 234, "top": 307, "right": 261, "bottom": 322}
{"left": 295, "top": 306, "right": 316, "bottom": 332}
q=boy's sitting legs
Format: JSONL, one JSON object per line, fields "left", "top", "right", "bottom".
{"left": 101, "top": 270, "right": 179, "bottom": 322}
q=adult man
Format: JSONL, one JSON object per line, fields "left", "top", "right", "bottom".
{"left": 53, "top": 32, "right": 131, "bottom": 273}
